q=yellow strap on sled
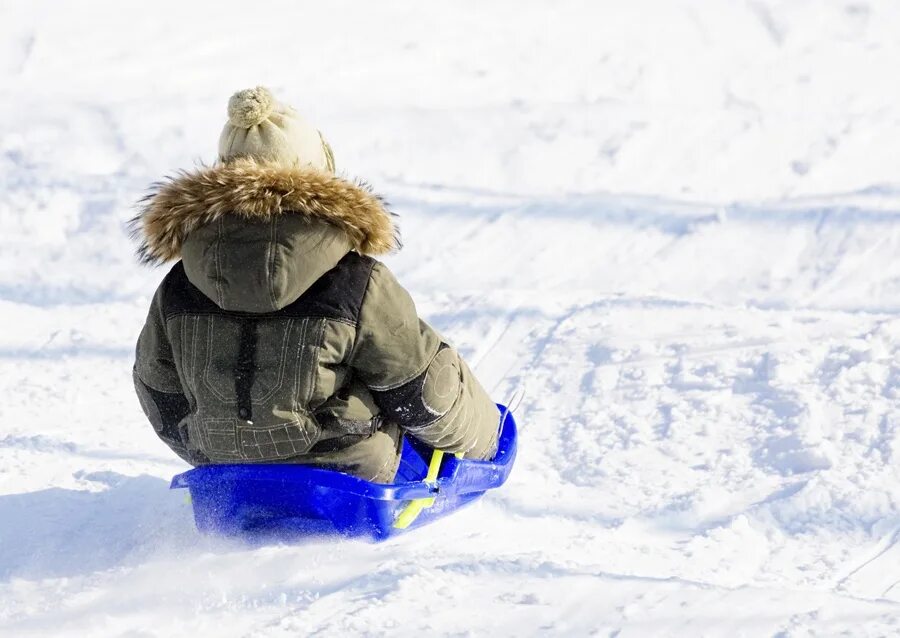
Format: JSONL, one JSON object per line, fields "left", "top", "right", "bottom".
{"left": 394, "top": 449, "right": 462, "bottom": 529}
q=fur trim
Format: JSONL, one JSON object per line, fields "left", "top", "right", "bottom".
{"left": 131, "top": 158, "right": 400, "bottom": 264}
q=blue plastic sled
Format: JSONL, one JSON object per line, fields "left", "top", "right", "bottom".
{"left": 170, "top": 405, "right": 517, "bottom": 541}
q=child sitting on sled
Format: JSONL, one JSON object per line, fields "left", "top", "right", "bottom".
{"left": 131, "top": 87, "right": 500, "bottom": 483}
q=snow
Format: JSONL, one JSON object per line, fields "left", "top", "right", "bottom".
{"left": 2, "top": 0, "right": 900, "bottom": 635}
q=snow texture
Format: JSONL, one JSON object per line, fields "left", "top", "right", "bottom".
{"left": 2, "top": 1, "right": 900, "bottom": 636}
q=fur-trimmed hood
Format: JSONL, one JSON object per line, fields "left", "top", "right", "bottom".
{"left": 132, "top": 158, "right": 399, "bottom": 265}
{"left": 131, "top": 159, "right": 400, "bottom": 313}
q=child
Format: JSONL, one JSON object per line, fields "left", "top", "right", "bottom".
{"left": 131, "top": 87, "right": 500, "bottom": 483}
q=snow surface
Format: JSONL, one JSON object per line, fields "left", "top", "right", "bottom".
{"left": 2, "top": 0, "right": 900, "bottom": 635}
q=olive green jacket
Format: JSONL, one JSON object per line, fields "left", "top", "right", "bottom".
{"left": 131, "top": 159, "right": 499, "bottom": 482}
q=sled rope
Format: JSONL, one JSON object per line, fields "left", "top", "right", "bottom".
{"left": 506, "top": 386, "right": 526, "bottom": 416}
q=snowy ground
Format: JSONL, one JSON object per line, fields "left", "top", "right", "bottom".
{"left": 2, "top": 1, "right": 900, "bottom": 636}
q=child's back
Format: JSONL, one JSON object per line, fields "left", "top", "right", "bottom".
{"left": 131, "top": 87, "right": 499, "bottom": 482}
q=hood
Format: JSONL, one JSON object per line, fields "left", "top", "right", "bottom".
{"left": 131, "top": 158, "right": 399, "bottom": 312}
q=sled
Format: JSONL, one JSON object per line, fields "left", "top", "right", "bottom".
{"left": 170, "top": 405, "right": 517, "bottom": 541}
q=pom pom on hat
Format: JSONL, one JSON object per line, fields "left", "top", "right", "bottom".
{"left": 218, "top": 86, "right": 333, "bottom": 172}
{"left": 227, "top": 87, "right": 275, "bottom": 128}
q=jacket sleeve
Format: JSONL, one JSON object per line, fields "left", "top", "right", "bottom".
{"left": 350, "top": 262, "right": 500, "bottom": 459}
{"left": 133, "top": 284, "right": 195, "bottom": 464}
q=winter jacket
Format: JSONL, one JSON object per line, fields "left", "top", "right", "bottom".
{"left": 130, "top": 159, "right": 499, "bottom": 482}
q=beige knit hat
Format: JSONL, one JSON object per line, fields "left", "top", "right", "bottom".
{"left": 217, "top": 86, "right": 335, "bottom": 172}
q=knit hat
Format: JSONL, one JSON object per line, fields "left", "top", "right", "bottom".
{"left": 217, "top": 86, "right": 335, "bottom": 172}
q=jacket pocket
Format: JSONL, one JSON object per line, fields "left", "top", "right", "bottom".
{"left": 201, "top": 316, "right": 294, "bottom": 404}
{"left": 236, "top": 417, "right": 321, "bottom": 460}
{"left": 190, "top": 414, "right": 321, "bottom": 462}
{"left": 189, "top": 417, "right": 242, "bottom": 461}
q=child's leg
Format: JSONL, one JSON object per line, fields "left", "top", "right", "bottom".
{"left": 403, "top": 354, "right": 501, "bottom": 461}
{"left": 297, "top": 424, "right": 403, "bottom": 483}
